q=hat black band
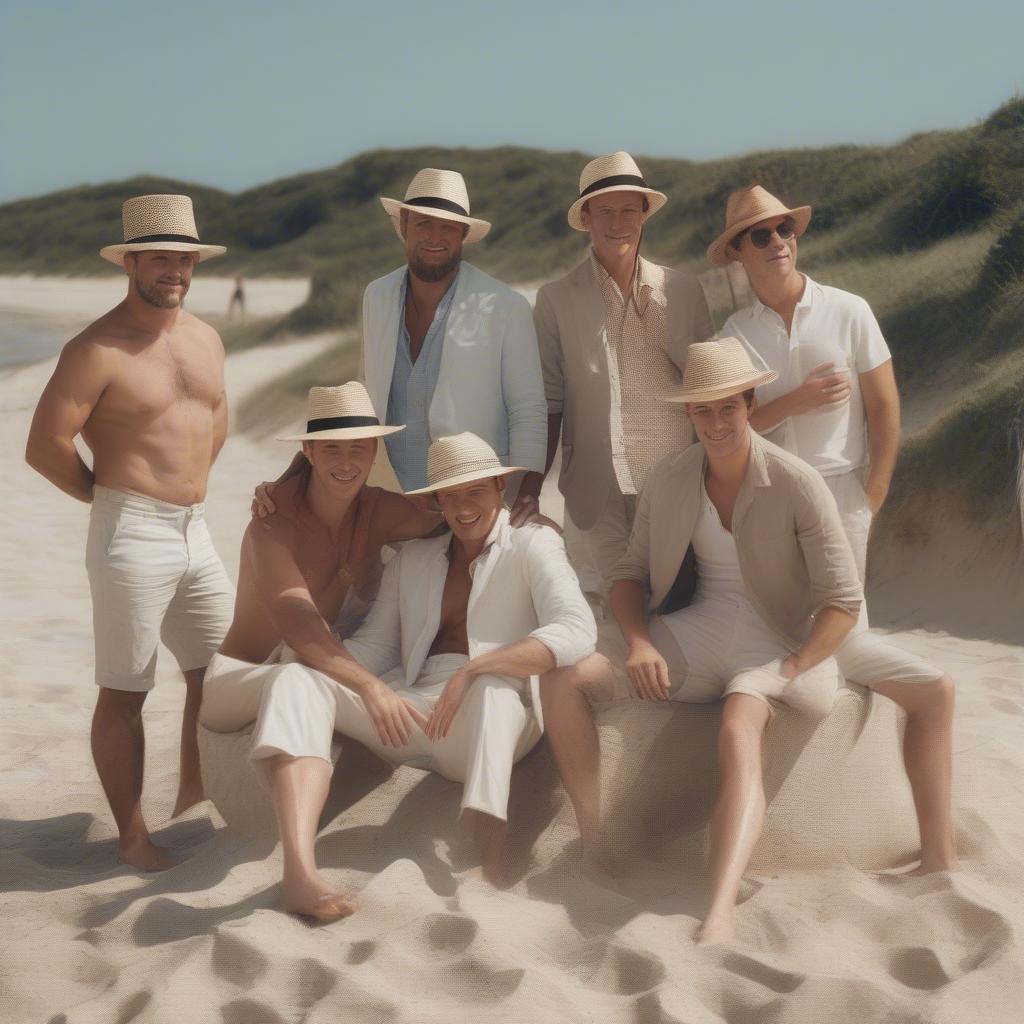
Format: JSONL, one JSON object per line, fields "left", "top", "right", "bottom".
{"left": 578, "top": 174, "right": 649, "bottom": 200}
{"left": 306, "top": 415, "right": 380, "bottom": 432}
{"left": 404, "top": 196, "right": 470, "bottom": 218}
{"left": 124, "top": 233, "right": 202, "bottom": 244}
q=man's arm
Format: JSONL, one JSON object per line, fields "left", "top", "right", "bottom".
{"left": 859, "top": 360, "right": 900, "bottom": 514}
{"left": 372, "top": 490, "right": 446, "bottom": 544}
{"left": 501, "top": 294, "right": 549, "bottom": 475}
{"left": 25, "top": 338, "right": 111, "bottom": 502}
{"left": 210, "top": 388, "right": 228, "bottom": 465}
{"left": 251, "top": 452, "right": 307, "bottom": 517}
{"left": 748, "top": 363, "right": 853, "bottom": 434}
{"left": 780, "top": 605, "right": 856, "bottom": 679}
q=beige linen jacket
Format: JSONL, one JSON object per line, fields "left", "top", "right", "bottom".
{"left": 609, "top": 431, "right": 863, "bottom": 650}
{"left": 534, "top": 255, "right": 714, "bottom": 529}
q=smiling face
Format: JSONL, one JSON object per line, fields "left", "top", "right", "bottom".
{"left": 435, "top": 476, "right": 505, "bottom": 544}
{"left": 400, "top": 210, "right": 467, "bottom": 283}
{"left": 302, "top": 437, "right": 378, "bottom": 496}
{"left": 734, "top": 215, "right": 799, "bottom": 288}
{"left": 581, "top": 190, "right": 648, "bottom": 266}
{"left": 127, "top": 249, "right": 197, "bottom": 308}
{"left": 686, "top": 392, "right": 753, "bottom": 461}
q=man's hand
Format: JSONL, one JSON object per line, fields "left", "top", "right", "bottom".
{"left": 425, "top": 667, "right": 475, "bottom": 740}
{"left": 359, "top": 678, "right": 429, "bottom": 747}
{"left": 796, "top": 362, "right": 852, "bottom": 413}
{"left": 626, "top": 639, "right": 671, "bottom": 700}
{"left": 251, "top": 480, "right": 277, "bottom": 519}
{"left": 510, "top": 472, "right": 544, "bottom": 527}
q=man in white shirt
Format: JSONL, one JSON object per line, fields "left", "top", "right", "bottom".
{"left": 708, "top": 186, "right": 901, "bottom": 584}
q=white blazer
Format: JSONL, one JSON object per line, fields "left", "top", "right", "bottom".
{"left": 361, "top": 262, "right": 548, "bottom": 472}
{"left": 343, "top": 512, "right": 597, "bottom": 731}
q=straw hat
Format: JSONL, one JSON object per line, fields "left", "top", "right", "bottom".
{"left": 380, "top": 168, "right": 491, "bottom": 244}
{"left": 100, "top": 194, "right": 226, "bottom": 266}
{"left": 568, "top": 151, "right": 667, "bottom": 231}
{"left": 404, "top": 433, "right": 524, "bottom": 495}
{"left": 276, "top": 382, "right": 404, "bottom": 441}
{"left": 663, "top": 337, "right": 778, "bottom": 404}
{"left": 706, "top": 185, "right": 812, "bottom": 267}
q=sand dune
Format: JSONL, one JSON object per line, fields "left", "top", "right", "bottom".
{"left": 3, "top": 331, "right": 1024, "bottom": 1022}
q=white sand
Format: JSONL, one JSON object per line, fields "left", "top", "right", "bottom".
{"left": 3, "top": 315, "right": 1024, "bottom": 1022}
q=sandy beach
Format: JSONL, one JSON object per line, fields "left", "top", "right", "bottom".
{"left": 3, "top": 296, "right": 1024, "bottom": 1022}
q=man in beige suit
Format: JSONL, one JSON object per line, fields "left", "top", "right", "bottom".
{"left": 513, "top": 152, "right": 713, "bottom": 587}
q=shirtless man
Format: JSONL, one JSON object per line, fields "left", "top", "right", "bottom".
{"left": 209, "top": 431, "right": 603, "bottom": 919}
{"left": 25, "top": 194, "right": 234, "bottom": 870}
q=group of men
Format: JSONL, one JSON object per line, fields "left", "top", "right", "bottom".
{"left": 26, "top": 153, "right": 957, "bottom": 943}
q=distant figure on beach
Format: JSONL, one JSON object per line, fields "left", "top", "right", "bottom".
{"left": 207, "top": 424, "right": 604, "bottom": 920}
{"left": 25, "top": 194, "right": 235, "bottom": 871}
{"left": 709, "top": 186, "right": 901, "bottom": 590}
{"left": 522, "top": 151, "right": 714, "bottom": 592}
{"left": 227, "top": 275, "right": 245, "bottom": 320}
{"left": 543, "top": 339, "right": 957, "bottom": 944}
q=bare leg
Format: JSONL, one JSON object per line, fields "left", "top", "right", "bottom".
{"left": 91, "top": 687, "right": 177, "bottom": 871}
{"left": 539, "top": 655, "right": 612, "bottom": 857}
{"left": 871, "top": 675, "right": 958, "bottom": 873}
{"left": 699, "top": 694, "right": 771, "bottom": 946}
{"left": 171, "top": 666, "right": 206, "bottom": 817}
{"left": 266, "top": 754, "right": 355, "bottom": 921}
{"left": 461, "top": 809, "right": 509, "bottom": 886}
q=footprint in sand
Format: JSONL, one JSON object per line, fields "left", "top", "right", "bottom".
{"left": 220, "top": 998, "right": 287, "bottom": 1024}
{"left": 113, "top": 990, "right": 152, "bottom": 1024}
{"left": 435, "top": 958, "right": 525, "bottom": 1003}
{"left": 210, "top": 930, "right": 269, "bottom": 988}
{"left": 294, "top": 958, "right": 339, "bottom": 1007}
{"left": 718, "top": 951, "right": 805, "bottom": 994}
{"left": 888, "top": 946, "right": 951, "bottom": 990}
{"left": 573, "top": 940, "right": 667, "bottom": 995}
{"left": 991, "top": 697, "right": 1024, "bottom": 716}
{"left": 420, "top": 912, "right": 479, "bottom": 955}
{"left": 347, "top": 939, "right": 377, "bottom": 965}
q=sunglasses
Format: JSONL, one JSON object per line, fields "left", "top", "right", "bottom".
{"left": 744, "top": 220, "right": 796, "bottom": 249}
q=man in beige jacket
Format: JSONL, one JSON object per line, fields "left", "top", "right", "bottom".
{"left": 542, "top": 339, "right": 957, "bottom": 945}
{"left": 514, "top": 152, "right": 713, "bottom": 587}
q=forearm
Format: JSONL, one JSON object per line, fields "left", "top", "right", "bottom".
{"left": 864, "top": 405, "right": 900, "bottom": 505}
{"left": 25, "top": 437, "right": 95, "bottom": 503}
{"left": 748, "top": 389, "right": 804, "bottom": 433}
{"left": 609, "top": 579, "right": 652, "bottom": 647}
{"left": 463, "top": 637, "right": 556, "bottom": 681}
{"left": 276, "top": 451, "right": 307, "bottom": 487}
{"left": 517, "top": 413, "right": 563, "bottom": 499}
{"left": 789, "top": 605, "right": 857, "bottom": 672}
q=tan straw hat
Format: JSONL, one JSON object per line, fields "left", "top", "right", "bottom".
{"left": 380, "top": 168, "right": 491, "bottom": 244}
{"left": 277, "top": 382, "right": 404, "bottom": 441}
{"left": 568, "top": 151, "right": 667, "bottom": 231}
{"left": 404, "top": 432, "right": 524, "bottom": 495}
{"left": 664, "top": 337, "right": 778, "bottom": 403}
{"left": 706, "top": 185, "right": 812, "bottom": 267}
{"left": 100, "top": 194, "right": 226, "bottom": 266}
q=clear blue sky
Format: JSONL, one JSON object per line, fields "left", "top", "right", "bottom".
{"left": 1, "top": 0, "right": 1021, "bottom": 203}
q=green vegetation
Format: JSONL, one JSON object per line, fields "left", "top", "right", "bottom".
{"left": 3, "top": 97, "right": 1022, "bottom": 537}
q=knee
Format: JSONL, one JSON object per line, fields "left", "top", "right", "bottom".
{"left": 541, "top": 654, "right": 611, "bottom": 698}
{"left": 924, "top": 674, "right": 955, "bottom": 717}
{"left": 95, "top": 687, "right": 146, "bottom": 722}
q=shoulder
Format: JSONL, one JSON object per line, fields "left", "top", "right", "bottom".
{"left": 814, "top": 281, "right": 874, "bottom": 318}
{"left": 393, "top": 530, "right": 451, "bottom": 563}
{"left": 462, "top": 262, "right": 529, "bottom": 309}
{"left": 721, "top": 304, "right": 757, "bottom": 336}
{"left": 647, "top": 444, "right": 702, "bottom": 490}
{"left": 364, "top": 266, "right": 405, "bottom": 299}
{"left": 757, "top": 436, "right": 829, "bottom": 494}
{"left": 183, "top": 311, "right": 225, "bottom": 352}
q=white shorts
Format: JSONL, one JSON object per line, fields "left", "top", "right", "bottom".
{"left": 86, "top": 486, "right": 235, "bottom": 692}
{"left": 649, "top": 595, "right": 840, "bottom": 720}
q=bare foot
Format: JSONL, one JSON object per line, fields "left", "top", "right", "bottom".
{"left": 171, "top": 782, "right": 206, "bottom": 818}
{"left": 907, "top": 856, "right": 960, "bottom": 876}
{"left": 696, "top": 913, "right": 736, "bottom": 947}
{"left": 118, "top": 834, "right": 180, "bottom": 872}
{"left": 283, "top": 875, "right": 356, "bottom": 923}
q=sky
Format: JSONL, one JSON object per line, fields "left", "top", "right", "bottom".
{"left": 1, "top": 0, "right": 1022, "bottom": 204}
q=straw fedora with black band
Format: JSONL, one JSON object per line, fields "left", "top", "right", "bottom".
{"left": 100, "top": 194, "right": 226, "bottom": 266}
{"left": 706, "top": 185, "right": 812, "bottom": 268}
{"left": 663, "top": 337, "right": 778, "bottom": 404}
{"left": 404, "top": 433, "right": 524, "bottom": 496}
{"left": 277, "top": 382, "right": 405, "bottom": 442}
{"left": 567, "top": 151, "right": 668, "bottom": 231}
{"left": 380, "top": 168, "right": 491, "bottom": 244}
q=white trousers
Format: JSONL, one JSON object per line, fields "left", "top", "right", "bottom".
{"left": 201, "top": 650, "right": 542, "bottom": 822}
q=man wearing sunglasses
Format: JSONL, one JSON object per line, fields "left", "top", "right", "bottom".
{"left": 708, "top": 186, "right": 900, "bottom": 591}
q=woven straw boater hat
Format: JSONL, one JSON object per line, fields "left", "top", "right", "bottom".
{"left": 380, "top": 168, "right": 491, "bottom": 244}
{"left": 568, "top": 151, "right": 667, "bottom": 231}
{"left": 277, "top": 382, "right": 404, "bottom": 441}
{"left": 100, "top": 194, "right": 226, "bottom": 266}
{"left": 664, "top": 337, "right": 778, "bottom": 404}
{"left": 405, "top": 432, "right": 523, "bottom": 495}
{"left": 706, "top": 185, "right": 812, "bottom": 267}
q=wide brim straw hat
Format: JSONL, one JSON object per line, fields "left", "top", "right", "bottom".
{"left": 663, "top": 337, "right": 778, "bottom": 403}
{"left": 707, "top": 185, "right": 811, "bottom": 267}
{"left": 100, "top": 194, "right": 226, "bottom": 266}
{"left": 277, "top": 382, "right": 404, "bottom": 441}
{"left": 567, "top": 151, "right": 668, "bottom": 231}
{"left": 404, "top": 432, "right": 524, "bottom": 495}
{"left": 380, "top": 168, "right": 491, "bottom": 244}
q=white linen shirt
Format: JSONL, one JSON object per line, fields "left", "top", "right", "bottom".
{"left": 723, "top": 276, "right": 891, "bottom": 477}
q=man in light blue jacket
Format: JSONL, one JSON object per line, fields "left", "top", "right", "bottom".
{"left": 362, "top": 167, "right": 548, "bottom": 493}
